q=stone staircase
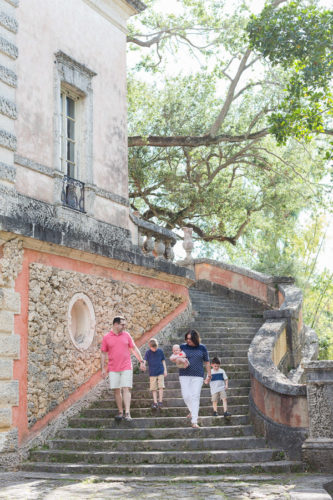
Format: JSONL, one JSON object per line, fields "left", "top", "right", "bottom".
{"left": 21, "top": 288, "right": 304, "bottom": 476}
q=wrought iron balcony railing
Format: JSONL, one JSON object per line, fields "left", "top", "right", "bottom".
{"left": 61, "top": 175, "right": 85, "bottom": 213}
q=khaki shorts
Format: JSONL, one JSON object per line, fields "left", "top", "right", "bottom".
{"left": 150, "top": 375, "right": 165, "bottom": 391}
{"left": 109, "top": 370, "right": 133, "bottom": 390}
{"left": 211, "top": 390, "right": 227, "bottom": 402}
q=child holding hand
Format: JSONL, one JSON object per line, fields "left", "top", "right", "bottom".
{"left": 205, "top": 356, "right": 231, "bottom": 418}
{"left": 144, "top": 338, "right": 167, "bottom": 409}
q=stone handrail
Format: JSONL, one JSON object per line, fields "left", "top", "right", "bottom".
{"left": 130, "top": 213, "right": 177, "bottom": 261}
{"left": 248, "top": 282, "right": 318, "bottom": 459}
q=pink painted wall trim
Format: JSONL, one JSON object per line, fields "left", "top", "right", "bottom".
{"left": 14, "top": 248, "right": 189, "bottom": 444}
{"left": 251, "top": 376, "right": 308, "bottom": 428}
{"left": 195, "top": 262, "right": 268, "bottom": 302}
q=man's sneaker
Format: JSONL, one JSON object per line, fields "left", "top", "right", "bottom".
{"left": 158, "top": 402, "right": 163, "bottom": 408}
{"left": 213, "top": 411, "right": 219, "bottom": 417}
{"left": 223, "top": 411, "right": 231, "bottom": 418}
{"left": 114, "top": 413, "right": 123, "bottom": 422}
{"left": 124, "top": 413, "right": 132, "bottom": 421}
{"left": 151, "top": 403, "right": 158, "bottom": 409}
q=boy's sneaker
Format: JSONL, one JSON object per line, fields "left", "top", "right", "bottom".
{"left": 158, "top": 402, "right": 163, "bottom": 408}
{"left": 114, "top": 413, "right": 123, "bottom": 421}
{"left": 151, "top": 403, "right": 158, "bottom": 409}
{"left": 223, "top": 411, "right": 231, "bottom": 418}
{"left": 213, "top": 411, "right": 219, "bottom": 417}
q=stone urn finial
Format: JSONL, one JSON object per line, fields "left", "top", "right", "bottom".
{"left": 182, "top": 227, "right": 194, "bottom": 266}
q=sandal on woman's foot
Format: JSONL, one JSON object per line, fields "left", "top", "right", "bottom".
{"left": 192, "top": 423, "right": 200, "bottom": 428}
{"left": 186, "top": 413, "right": 192, "bottom": 419}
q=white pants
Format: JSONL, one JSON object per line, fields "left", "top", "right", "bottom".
{"left": 179, "top": 376, "right": 203, "bottom": 425}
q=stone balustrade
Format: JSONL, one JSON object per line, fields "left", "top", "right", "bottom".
{"left": 248, "top": 282, "right": 318, "bottom": 459}
{"left": 130, "top": 213, "right": 177, "bottom": 261}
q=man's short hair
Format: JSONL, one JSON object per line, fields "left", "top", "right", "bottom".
{"left": 113, "top": 316, "right": 125, "bottom": 325}
{"left": 211, "top": 357, "right": 221, "bottom": 365}
{"left": 149, "top": 338, "right": 158, "bottom": 348}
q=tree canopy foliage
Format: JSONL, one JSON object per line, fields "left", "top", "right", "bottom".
{"left": 247, "top": 1, "right": 333, "bottom": 145}
{"left": 127, "top": 0, "right": 332, "bottom": 245}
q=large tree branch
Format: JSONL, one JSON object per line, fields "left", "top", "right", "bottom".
{"left": 128, "top": 129, "right": 269, "bottom": 147}
{"left": 208, "top": 48, "right": 252, "bottom": 136}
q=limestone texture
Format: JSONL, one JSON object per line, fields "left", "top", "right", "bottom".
{"left": 27, "top": 263, "right": 184, "bottom": 426}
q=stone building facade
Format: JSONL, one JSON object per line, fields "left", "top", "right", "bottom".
{"left": 0, "top": 0, "right": 194, "bottom": 465}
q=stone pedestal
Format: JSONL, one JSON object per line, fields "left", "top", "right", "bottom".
{"left": 302, "top": 361, "right": 333, "bottom": 472}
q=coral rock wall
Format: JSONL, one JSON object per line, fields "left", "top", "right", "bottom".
{"left": 28, "top": 263, "right": 183, "bottom": 426}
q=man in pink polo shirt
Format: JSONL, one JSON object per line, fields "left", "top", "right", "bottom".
{"left": 101, "top": 316, "right": 145, "bottom": 421}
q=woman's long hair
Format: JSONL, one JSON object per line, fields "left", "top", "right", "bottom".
{"left": 185, "top": 329, "right": 201, "bottom": 346}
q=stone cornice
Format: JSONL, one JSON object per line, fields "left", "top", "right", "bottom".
{"left": 55, "top": 51, "right": 97, "bottom": 79}
{"left": 124, "top": 0, "right": 146, "bottom": 12}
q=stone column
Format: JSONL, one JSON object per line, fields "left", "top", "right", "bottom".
{"left": 0, "top": 238, "right": 22, "bottom": 466}
{"left": 302, "top": 361, "right": 333, "bottom": 472}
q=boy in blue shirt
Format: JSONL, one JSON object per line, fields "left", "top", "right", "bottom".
{"left": 143, "top": 338, "right": 167, "bottom": 409}
{"left": 206, "top": 356, "right": 231, "bottom": 418}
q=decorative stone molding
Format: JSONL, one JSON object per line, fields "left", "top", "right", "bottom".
{"left": 0, "top": 10, "right": 18, "bottom": 33}
{"left": 0, "top": 95, "right": 17, "bottom": 119}
{"left": 0, "top": 35, "right": 18, "bottom": 59}
{"left": 94, "top": 185, "right": 129, "bottom": 207}
{"left": 14, "top": 154, "right": 55, "bottom": 177}
{"left": 0, "top": 128, "right": 16, "bottom": 151}
{"left": 0, "top": 63, "right": 17, "bottom": 87}
{"left": 67, "top": 293, "right": 96, "bottom": 351}
{"left": 302, "top": 361, "right": 333, "bottom": 472}
{"left": 0, "top": 161, "right": 15, "bottom": 182}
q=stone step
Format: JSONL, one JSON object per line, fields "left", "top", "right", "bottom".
{"left": 193, "top": 309, "right": 264, "bottom": 317}
{"left": 81, "top": 404, "right": 249, "bottom": 418}
{"left": 197, "top": 338, "right": 253, "bottom": 344}
{"left": 164, "top": 346, "right": 249, "bottom": 355}
{"left": 102, "top": 383, "right": 250, "bottom": 400}
{"left": 127, "top": 387, "right": 250, "bottom": 399}
{"left": 21, "top": 460, "right": 304, "bottom": 475}
{"left": 132, "top": 373, "right": 250, "bottom": 387}
{"left": 56, "top": 424, "right": 255, "bottom": 441}
{"left": 29, "top": 448, "right": 283, "bottom": 465}
{"left": 93, "top": 395, "right": 249, "bottom": 409}
{"left": 49, "top": 435, "right": 266, "bottom": 452}
{"left": 94, "top": 391, "right": 249, "bottom": 409}
{"left": 185, "top": 327, "right": 259, "bottom": 333}
{"left": 68, "top": 414, "right": 250, "bottom": 429}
